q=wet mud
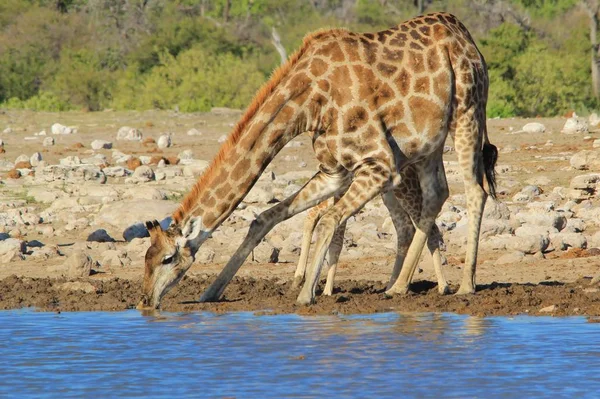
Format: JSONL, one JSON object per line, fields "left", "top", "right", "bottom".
{"left": 1, "top": 274, "right": 600, "bottom": 317}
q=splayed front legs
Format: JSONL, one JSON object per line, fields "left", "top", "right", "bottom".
{"left": 199, "top": 170, "right": 350, "bottom": 302}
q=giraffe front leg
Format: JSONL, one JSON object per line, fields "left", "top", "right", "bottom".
{"left": 291, "top": 200, "right": 331, "bottom": 290}
{"left": 429, "top": 224, "right": 450, "bottom": 295}
{"left": 323, "top": 219, "right": 346, "bottom": 296}
{"left": 297, "top": 164, "right": 391, "bottom": 305}
{"left": 200, "top": 170, "right": 349, "bottom": 302}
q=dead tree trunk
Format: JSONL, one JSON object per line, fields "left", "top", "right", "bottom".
{"left": 583, "top": 0, "right": 600, "bottom": 100}
{"left": 271, "top": 27, "right": 287, "bottom": 66}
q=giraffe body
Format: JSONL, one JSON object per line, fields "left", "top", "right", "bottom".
{"left": 140, "top": 13, "right": 497, "bottom": 309}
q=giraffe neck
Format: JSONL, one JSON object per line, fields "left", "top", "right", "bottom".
{"left": 173, "top": 89, "right": 314, "bottom": 236}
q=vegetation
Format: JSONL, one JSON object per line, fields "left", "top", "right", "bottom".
{"left": 0, "top": 0, "right": 596, "bottom": 117}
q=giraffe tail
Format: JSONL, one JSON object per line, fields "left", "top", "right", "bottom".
{"left": 482, "top": 129, "right": 498, "bottom": 200}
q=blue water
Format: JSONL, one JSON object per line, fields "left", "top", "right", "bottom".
{"left": 1, "top": 311, "right": 600, "bottom": 398}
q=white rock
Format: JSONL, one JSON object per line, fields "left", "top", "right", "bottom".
{"left": 132, "top": 165, "right": 155, "bottom": 182}
{"left": 157, "top": 134, "right": 172, "bottom": 149}
{"left": 29, "top": 152, "right": 42, "bottom": 167}
{"left": 36, "top": 130, "right": 47, "bottom": 136}
{"left": 67, "top": 251, "right": 93, "bottom": 278}
{"left": 187, "top": 128, "right": 203, "bottom": 136}
{"left": 91, "top": 139, "right": 112, "bottom": 150}
{"left": 217, "top": 134, "right": 228, "bottom": 143}
{"left": 539, "top": 305, "right": 557, "bottom": 313}
{"left": 522, "top": 122, "right": 546, "bottom": 134}
{"left": 95, "top": 200, "right": 177, "bottom": 238}
{"left": 116, "top": 126, "right": 142, "bottom": 141}
{"left": 2, "top": 127, "right": 13, "bottom": 134}
{"left": 102, "top": 166, "right": 130, "bottom": 177}
{"left": 589, "top": 112, "right": 600, "bottom": 127}
{"left": 570, "top": 151, "right": 600, "bottom": 170}
{"left": 245, "top": 185, "right": 274, "bottom": 204}
{"left": 550, "top": 232, "right": 587, "bottom": 251}
{"left": 15, "top": 154, "right": 29, "bottom": 164}
{"left": 60, "top": 156, "right": 81, "bottom": 166}
{"left": 178, "top": 149, "right": 194, "bottom": 161}
{"left": 515, "top": 211, "right": 567, "bottom": 230}
{"left": 43, "top": 137, "right": 55, "bottom": 147}
{"left": 562, "top": 117, "right": 589, "bottom": 134}
{"left": 51, "top": 123, "right": 76, "bottom": 135}
{"left": 183, "top": 160, "right": 210, "bottom": 177}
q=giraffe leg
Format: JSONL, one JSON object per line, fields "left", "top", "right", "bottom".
{"left": 455, "top": 114, "right": 488, "bottom": 295}
{"left": 381, "top": 189, "right": 416, "bottom": 290}
{"left": 297, "top": 162, "right": 392, "bottom": 305}
{"left": 386, "top": 152, "right": 448, "bottom": 296}
{"left": 323, "top": 217, "right": 346, "bottom": 296}
{"left": 428, "top": 224, "right": 450, "bottom": 295}
{"left": 199, "top": 170, "right": 350, "bottom": 302}
{"left": 291, "top": 200, "right": 331, "bottom": 289}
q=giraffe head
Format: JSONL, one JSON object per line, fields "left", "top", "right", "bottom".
{"left": 137, "top": 217, "right": 204, "bottom": 309}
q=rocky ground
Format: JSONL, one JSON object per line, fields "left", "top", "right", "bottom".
{"left": 0, "top": 109, "right": 600, "bottom": 316}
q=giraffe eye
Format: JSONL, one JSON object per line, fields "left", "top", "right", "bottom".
{"left": 161, "top": 254, "right": 175, "bottom": 265}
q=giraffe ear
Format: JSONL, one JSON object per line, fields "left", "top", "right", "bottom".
{"left": 145, "top": 220, "right": 162, "bottom": 243}
{"left": 181, "top": 216, "right": 204, "bottom": 244}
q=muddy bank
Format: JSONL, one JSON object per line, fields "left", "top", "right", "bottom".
{"left": 1, "top": 274, "right": 600, "bottom": 317}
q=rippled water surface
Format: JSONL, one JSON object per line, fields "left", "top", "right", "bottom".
{"left": 1, "top": 310, "right": 600, "bottom": 398}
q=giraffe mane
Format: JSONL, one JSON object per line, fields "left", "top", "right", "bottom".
{"left": 173, "top": 28, "right": 346, "bottom": 225}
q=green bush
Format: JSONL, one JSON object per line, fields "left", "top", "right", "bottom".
{"left": 113, "top": 46, "right": 266, "bottom": 112}
{"left": 1, "top": 91, "right": 72, "bottom": 111}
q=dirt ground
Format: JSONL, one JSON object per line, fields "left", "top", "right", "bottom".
{"left": 0, "top": 110, "right": 600, "bottom": 316}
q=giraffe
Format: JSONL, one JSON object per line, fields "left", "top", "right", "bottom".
{"left": 138, "top": 12, "right": 497, "bottom": 309}
{"left": 292, "top": 163, "right": 450, "bottom": 297}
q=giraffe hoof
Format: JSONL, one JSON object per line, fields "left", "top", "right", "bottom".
{"left": 455, "top": 285, "right": 476, "bottom": 295}
{"left": 384, "top": 285, "right": 409, "bottom": 297}
{"left": 438, "top": 284, "right": 451, "bottom": 295}
{"left": 296, "top": 292, "right": 315, "bottom": 305}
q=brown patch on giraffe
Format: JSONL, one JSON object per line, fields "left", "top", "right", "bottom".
{"left": 383, "top": 48, "right": 403, "bottom": 62}
{"left": 260, "top": 93, "right": 286, "bottom": 115}
{"left": 377, "top": 63, "right": 398, "bottom": 78}
{"left": 408, "top": 51, "right": 425, "bottom": 74}
{"left": 360, "top": 38, "right": 379, "bottom": 64}
{"left": 215, "top": 182, "right": 232, "bottom": 199}
{"left": 361, "top": 125, "right": 381, "bottom": 142}
{"left": 374, "top": 82, "right": 394, "bottom": 108}
{"left": 329, "top": 66, "right": 353, "bottom": 108}
{"left": 310, "top": 58, "right": 328, "bottom": 77}
{"left": 433, "top": 24, "right": 448, "bottom": 41}
{"left": 317, "top": 79, "right": 330, "bottom": 93}
{"left": 286, "top": 72, "right": 312, "bottom": 94}
{"left": 410, "top": 30, "right": 422, "bottom": 41}
{"left": 400, "top": 24, "right": 409, "bottom": 32}
{"left": 353, "top": 65, "right": 378, "bottom": 99}
{"left": 396, "top": 68, "right": 411, "bottom": 97}
{"left": 432, "top": 72, "right": 450, "bottom": 100}
{"left": 315, "top": 41, "right": 345, "bottom": 62}
{"left": 296, "top": 60, "right": 310, "bottom": 71}
{"left": 409, "top": 96, "right": 441, "bottom": 134}
{"left": 343, "top": 106, "right": 369, "bottom": 132}
{"left": 382, "top": 104, "right": 405, "bottom": 127}
{"left": 377, "top": 29, "right": 395, "bottom": 42}
{"left": 204, "top": 195, "right": 216, "bottom": 208}
{"left": 414, "top": 76, "right": 431, "bottom": 94}
{"left": 363, "top": 33, "right": 375, "bottom": 40}
{"left": 426, "top": 48, "right": 441, "bottom": 72}
{"left": 419, "top": 25, "right": 431, "bottom": 36}
{"left": 278, "top": 105, "right": 296, "bottom": 122}
{"left": 409, "top": 41, "right": 423, "bottom": 51}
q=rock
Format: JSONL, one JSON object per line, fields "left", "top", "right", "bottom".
{"left": 251, "top": 240, "right": 280, "bottom": 263}
{"left": 500, "top": 145, "right": 518, "bottom": 154}
{"left": 91, "top": 139, "right": 112, "bottom": 150}
{"left": 178, "top": 149, "right": 194, "bottom": 161}
{"left": 102, "top": 166, "right": 130, "bottom": 177}
{"left": 131, "top": 165, "right": 155, "bottom": 182}
{"left": 0, "top": 238, "right": 26, "bottom": 264}
{"left": 483, "top": 201, "right": 511, "bottom": 220}
{"left": 514, "top": 211, "right": 567, "bottom": 231}
{"left": 570, "top": 150, "right": 600, "bottom": 170}
{"left": 245, "top": 184, "right": 274, "bottom": 204}
{"left": 157, "top": 134, "right": 172, "bottom": 149}
{"left": 187, "top": 128, "right": 203, "bottom": 136}
{"left": 101, "top": 250, "right": 131, "bottom": 267}
{"left": 562, "top": 117, "right": 588, "bottom": 134}
{"left": 43, "top": 137, "right": 55, "bottom": 147}
{"left": 81, "top": 154, "right": 108, "bottom": 166}
{"left": 182, "top": 160, "right": 209, "bottom": 177}
{"left": 51, "top": 123, "right": 76, "bottom": 135}
{"left": 56, "top": 281, "right": 97, "bottom": 294}
{"left": 549, "top": 232, "right": 587, "bottom": 251}
{"left": 522, "top": 122, "right": 546, "bottom": 134}
{"left": 196, "top": 247, "right": 216, "bottom": 264}
{"left": 3, "top": 127, "right": 13, "bottom": 134}
{"left": 28, "top": 152, "right": 42, "bottom": 167}
{"left": 217, "top": 134, "right": 228, "bottom": 143}
{"left": 67, "top": 251, "right": 93, "bottom": 278}
{"left": 539, "top": 305, "right": 557, "bottom": 313}
{"left": 116, "top": 126, "right": 142, "bottom": 141}
{"left": 36, "top": 165, "right": 107, "bottom": 184}
{"left": 87, "top": 229, "right": 115, "bottom": 243}
{"left": 569, "top": 173, "right": 600, "bottom": 199}
{"left": 589, "top": 112, "right": 600, "bottom": 127}
{"left": 60, "top": 156, "right": 81, "bottom": 166}
{"left": 512, "top": 185, "right": 541, "bottom": 202}
{"left": 483, "top": 234, "right": 549, "bottom": 254}
{"left": 95, "top": 200, "right": 176, "bottom": 240}
{"left": 565, "top": 218, "right": 586, "bottom": 233}
{"left": 496, "top": 251, "right": 525, "bottom": 265}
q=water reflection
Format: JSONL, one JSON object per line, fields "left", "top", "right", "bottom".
{"left": 1, "top": 310, "right": 600, "bottom": 398}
